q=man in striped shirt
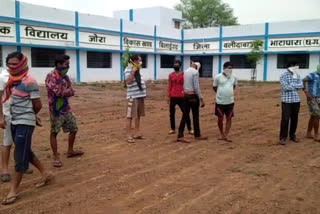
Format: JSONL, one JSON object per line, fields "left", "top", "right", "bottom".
{"left": 124, "top": 55, "right": 147, "bottom": 143}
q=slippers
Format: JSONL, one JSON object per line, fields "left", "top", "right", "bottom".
{"left": 177, "top": 138, "right": 191, "bottom": 143}
{"left": 52, "top": 160, "right": 63, "bottom": 168}
{"left": 0, "top": 173, "right": 11, "bottom": 182}
{"left": 127, "top": 137, "right": 135, "bottom": 143}
{"left": 133, "top": 136, "right": 146, "bottom": 140}
{"left": 2, "top": 195, "right": 18, "bottom": 205}
{"left": 67, "top": 150, "right": 84, "bottom": 158}
{"left": 35, "top": 174, "right": 54, "bottom": 188}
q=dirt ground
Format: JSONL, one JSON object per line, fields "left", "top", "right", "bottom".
{"left": 0, "top": 79, "right": 320, "bottom": 214}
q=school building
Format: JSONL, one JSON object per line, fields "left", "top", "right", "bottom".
{"left": 0, "top": 0, "right": 320, "bottom": 83}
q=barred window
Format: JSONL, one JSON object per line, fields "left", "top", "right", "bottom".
{"left": 87, "top": 51, "right": 112, "bottom": 68}
{"left": 161, "top": 55, "right": 176, "bottom": 68}
{"left": 230, "top": 55, "right": 255, "bottom": 69}
{"left": 31, "top": 48, "right": 65, "bottom": 67}
{"left": 277, "top": 54, "right": 309, "bottom": 69}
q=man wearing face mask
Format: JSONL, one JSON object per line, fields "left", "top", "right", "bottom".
{"left": 45, "top": 54, "right": 83, "bottom": 167}
{"left": 213, "top": 62, "right": 237, "bottom": 142}
{"left": 279, "top": 62, "right": 304, "bottom": 145}
{"left": 177, "top": 61, "right": 207, "bottom": 143}
{"left": 168, "top": 60, "right": 193, "bottom": 135}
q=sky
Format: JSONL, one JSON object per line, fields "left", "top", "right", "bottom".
{"left": 20, "top": 0, "right": 320, "bottom": 25}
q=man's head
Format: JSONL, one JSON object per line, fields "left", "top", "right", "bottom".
{"left": 130, "top": 54, "right": 142, "bottom": 67}
{"left": 173, "top": 60, "right": 181, "bottom": 71}
{"left": 191, "top": 61, "right": 201, "bottom": 71}
{"left": 6, "top": 52, "right": 24, "bottom": 68}
{"left": 287, "top": 62, "right": 299, "bottom": 73}
{"left": 55, "top": 54, "right": 70, "bottom": 76}
{"left": 223, "top": 62, "right": 233, "bottom": 78}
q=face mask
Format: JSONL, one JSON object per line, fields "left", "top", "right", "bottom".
{"left": 173, "top": 66, "right": 180, "bottom": 71}
{"left": 224, "top": 69, "right": 232, "bottom": 77}
{"left": 57, "top": 66, "right": 69, "bottom": 76}
{"left": 139, "top": 61, "right": 143, "bottom": 66}
{"left": 288, "top": 66, "right": 299, "bottom": 73}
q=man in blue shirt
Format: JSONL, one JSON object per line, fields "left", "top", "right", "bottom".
{"left": 279, "top": 62, "right": 304, "bottom": 145}
{"left": 302, "top": 64, "right": 320, "bottom": 141}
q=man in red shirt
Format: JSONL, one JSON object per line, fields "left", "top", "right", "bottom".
{"left": 168, "top": 60, "right": 193, "bottom": 134}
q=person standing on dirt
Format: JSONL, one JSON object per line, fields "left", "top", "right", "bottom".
{"left": 302, "top": 64, "right": 320, "bottom": 141}
{"left": 213, "top": 62, "right": 237, "bottom": 142}
{"left": 125, "top": 54, "right": 147, "bottom": 143}
{"left": 279, "top": 62, "right": 304, "bottom": 145}
{"left": 177, "top": 61, "right": 207, "bottom": 143}
{"left": 2, "top": 52, "right": 53, "bottom": 205}
{"left": 168, "top": 59, "right": 193, "bottom": 135}
{"left": 45, "top": 54, "right": 83, "bottom": 168}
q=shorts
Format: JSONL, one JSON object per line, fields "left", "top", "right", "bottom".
{"left": 50, "top": 112, "right": 78, "bottom": 134}
{"left": 307, "top": 98, "right": 320, "bottom": 117}
{"left": 126, "top": 98, "right": 145, "bottom": 119}
{"left": 12, "top": 124, "right": 35, "bottom": 173}
{"left": 215, "top": 103, "right": 234, "bottom": 118}
{"left": 3, "top": 116, "right": 13, "bottom": 147}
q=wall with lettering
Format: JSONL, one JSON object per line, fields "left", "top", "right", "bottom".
{"left": 157, "top": 40, "right": 181, "bottom": 54}
{"left": 269, "top": 20, "right": 320, "bottom": 35}
{"left": 80, "top": 51, "right": 121, "bottom": 82}
{"left": 266, "top": 54, "right": 320, "bottom": 81}
{"left": 0, "top": 0, "right": 15, "bottom": 18}
{"left": 20, "top": 25, "right": 75, "bottom": 47}
{"left": 223, "top": 24, "right": 265, "bottom": 37}
{"left": 157, "top": 26, "right": 181, "bottom": 40}
{"left": 79, "top": 32, "right": 120, "bottom": 50}
{"left": 122, "top": 37, "right": 154, "bottom": 53}
{"left": 0, "top": 22, "right": 16, "bottom": 43}
{"left": 21, "top": 47, "right": 77, "bottom": 83}
{"left": 184, "top": 41, "right": 219, "bottom": 54}
{"left": 123, "top": 20, "right": 154, "bottom": 36}
{"left": 184, "top": 27, "right": 219, "bottom": 40}
{"left": 222, "top": 39, "right": 260, "bottom": 53}
{"left": 79, "top": 13, "right": 120, "bottom": 32}
{"left": 268, "top": 37, "right": 320, "bottom": 52}
{"left": 20, "top": 3, "right": 75, "bottom": 26}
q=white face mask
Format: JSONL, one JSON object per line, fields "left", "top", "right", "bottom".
{"left": 223, "top": 69, "right": 232, "bottom": 77}
{"left": 139, "top": 61, "right": 143, "bottom": 66}
{"left": 288, "top": 66, "right": 299, "bottom": 73}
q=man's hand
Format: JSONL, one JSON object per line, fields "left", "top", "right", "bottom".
{"left": 200, "top": 99, "right": 205, "bottom": 108}
{"left": 304, "top": 90, "right": 313, "bottom": 101}
{"left": 132, "top": 67, "right": 138, "bottom": 75}
{"left": 0, "top": 120, "right": 6, "bottom": 129}
{"left": 36, "top": 116, "right": 43, "bottom": 127}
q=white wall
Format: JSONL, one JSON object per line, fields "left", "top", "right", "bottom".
{"left": 184, "top": 27, "right": 220, "bottom": 40}
{"left": 113, "top": 10, "right": 129, "bottom": 21}
{"left": 156, "top": 55, "right": 182, "bottom": 80}
{"left": 20, "top": 2, "right": 75, "bottom": 25}
{"left": 79, "top": 13, "right": 120, "bottom": 32}
{"left": 157, "top": 26, "right": 181, "bottom": 40}
{"left": 0, "top": 0, "right": 15, "bottom": 17}
{"left": 223, "top": 23, "right": 265, "bottom": 37}
{"left": 269, "top": 20, "right": 320, "bottom": 34}
{"left": 267, "top": 54, "right": 320, "bottom": 81}
{"left": 212, "top": 56, "right": 219, "bottom": 78}
{"left": 80, "top": 51, "right": 120, "bottom": 82}
{"left": 123, "top": 20, "right": 154, "bottom": 36}
{"left": 159, "top": 7, "right": 183, "bottom": 29}
{"left": 140, "top": 54, "right": 154, "bottom": 80}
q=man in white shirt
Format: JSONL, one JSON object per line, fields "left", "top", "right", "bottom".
{"left": 213, "top": 62, "right": 237, "bottom": 142}
{"left": 0, "top": 69, "right": 13, "bottom": 182}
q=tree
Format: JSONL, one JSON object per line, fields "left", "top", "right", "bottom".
{"left": 247, "top": 40, "right": 264, "bottom": 82}
{"left": 175, "top": 0, "right": 238, "bottom": 28}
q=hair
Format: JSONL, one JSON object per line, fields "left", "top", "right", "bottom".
{"left": 55, "top": 54, "right": 70, "bottom": 67}
{"left": 129, "top": 54, "right": 141, "bottom": 63}
{"left": 174, "top": 59, "right": 181, "bottom": 66}
{"left": 287, "top": 62, "right": 298, "bottom": 68}
{"left": 223, "top": 62, "right": 233, "bottom": 69}
{"left": 6, "top": 52, "right": 23, "bottom": 64}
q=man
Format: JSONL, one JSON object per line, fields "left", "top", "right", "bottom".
{"left": 3, "top": 52, "right": 52, "bottom": 205}
{"left": 279, "top": 62, "right": 304, "bottom": 145}
{"left": 0, "top": 69, "right": 12, "bottom": 182}
{"left": 177, "top": 61, "right": 207, "bottom": 143}
{"left": 213, "top": 62, "right": 237, "bottom": 142}
{"left": 125, "top": 54, "right": 147, "bottom": 143}
{"left": 302, "top": 64, "right": 320, "bottom": 141}
{"left": 168, "top": 60, "right": 193, "bottom": 135}
{"left": 45, "top": 54, "right": 83, "bottom": 167}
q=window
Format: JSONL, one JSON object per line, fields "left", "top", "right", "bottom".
{"left": 161, "top": 55, "right": 176, "bottom": 68}
{"left": 277, "top": 54, "right": 309, "bottom": 69}
{"left": 87, "top": 51, "right": 112, "bottom": 68}
{"left": 174, "top": 21, "right": 180, "bottom": 29}
{"left": 140, "top": 54, "right": 148, "bottom": 68}
{"left": 31, "top": 48, "right": 65, "bottom": 67}
{"left": 0, "top": 46, "right": 2, "bottom": 67}
{"left": 230, "top": 55, "right": 254, "bottom": 69}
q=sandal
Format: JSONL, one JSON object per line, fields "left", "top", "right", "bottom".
{"left": 35, "top": 173, "right": 54, "bottom": 188}
{"left": 127, "top": 137, "right": 135, "bottom": 143}
{"left": 168, "top": 130, "right": 176, "bottom": 134}
{"left": 177, "top": 138, "right": 191, "bottom": 143}
{"left": 67, "top": 150, "right": 84, "bottom": 158}
{"left": 133, "top": 136, "right": 146, "bottom": 140}
{"left": 0, "top": 173, "right": 11, "bottom": 182}
{"left": 2, "top": 195, "right": 18, "bottom": 205}
{"left": 52, "top": 160, "right": 63, "bottom": 168}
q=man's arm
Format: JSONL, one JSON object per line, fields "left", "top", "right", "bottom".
{"left": 302, "top": 77, "right": 313, "bottom": 100}
{"left": 46, "top": 75, "right": 72, "bottom": 97}
{"left": 193, "top": 72, "right": 205, "bottom": 107}
{"left": 32, "top": 98, "right": 42, "bottom": 114}
{"left": 0, "top": 92, "right": 5, "bottom": 129}
{"left": 126, "top": 67, "right": 138, "bottom": 84}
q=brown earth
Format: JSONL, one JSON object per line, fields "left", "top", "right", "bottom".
{"left": 0, "top": 79, "right": 320, "bottom": 214}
